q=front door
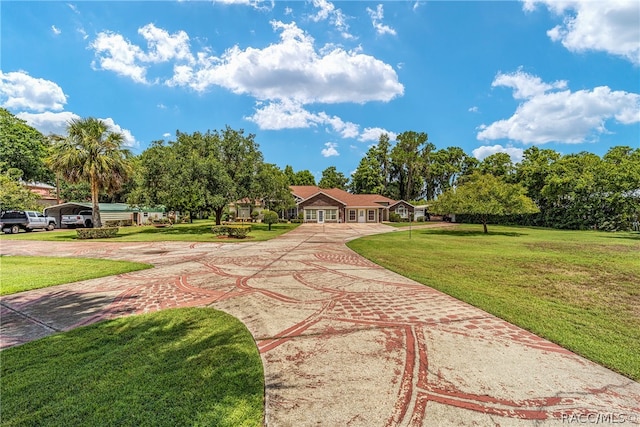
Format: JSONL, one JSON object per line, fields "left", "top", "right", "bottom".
{"left": 358, "top": 209, "right": 366, "bottom": 223}
{"left": 318, "top": 210, "right": 325, "bottom": 223}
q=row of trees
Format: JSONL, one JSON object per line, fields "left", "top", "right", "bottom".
{"left": 349, "top": 132, "right": 639, "bottom": 231}
{"left": 1, "top": 107, "right": 638, "bottom": 231}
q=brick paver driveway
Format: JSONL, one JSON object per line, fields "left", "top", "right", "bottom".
{"left": 1, "top": 223, "right": 639, "bottom": 426}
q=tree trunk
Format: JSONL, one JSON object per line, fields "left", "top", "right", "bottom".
{"left": 90, "top": 173, "right": 102, "bottom": 228}
{"left": 482, "top": 217, "right": 488, "bottom": 234}
{"left": 214, "top": 207, "right": 224, "bottom": 225}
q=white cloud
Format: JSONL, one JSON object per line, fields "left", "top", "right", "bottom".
{"left": 90, "top": 24, "right": 194, "bottom": 84}
{"left": 468, "top": 106, "right": 479, "bottom": 113}
{"left": 157, "top": 103, "right": 167, "bottom": 109}
{"left": 246, "top": 99, "right": 360, "bottom": 138}
{"left": 170, "top": 20, "right": 403, "bottom": 104}
{"left": 51, "top": 25, "right": 61, "bottom": 35}
{"left": 17, "top": 111, "right": 79, "bottom": 136}
{"left": 0, "top": 70, "right": 67, "bottom": 112}
{"left": 137, "top": 24, "right": 194, "bottom": 64}
{"left": 367, "top": 4, "right": 396, "bottom": 36}
{"left": 67, "top": 3, "right": 79, "bottom": 14}
{"left": 309, "top": 0, "right": 352, "bottom": 39}
{"left": 492, "top": 68, "right": 566, "bottom": 99}
{"left": 214, "top": 0, "right": 274, "bottom": 11}
{"left": 321, "top": 141, "right": 339, "bottom": 157}
{"left": 472, "top": 144, "right": 524, "bottom": 163}
{"left": 16, "top": 111, "right": 137, "bottom": 147}
{"left": 524, "top": 0, "right": 640, "bottom": 64}
{"left": 100, "top": 117, "right": 137, "bottom": 148}
{"left": 162, "top": 132, "right": 171, "bottom": 138}
{"left": 90, "top": 32, "right": 148, "bottom": 83}
{"left": 359, "top": 127, "right": 396, "bottom": 142}
{"left": 478, "top": 70, "right": 640, "bottom": 144}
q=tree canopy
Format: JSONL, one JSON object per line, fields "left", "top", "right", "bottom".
{"left": 431, "top": 173, "right": 539, "bottom": 233}
{"left": 0, "top": 108, "right": 52, "bottom": 183}
{"left": 48, "top": 117, "right": 132, "bottom": 228}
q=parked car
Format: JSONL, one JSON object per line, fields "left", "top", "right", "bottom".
{"left": 61, "top": 210, "right": 93, "bottom": 228}
{"left": 0, "top": 210, "right": 57, "bottom": 234}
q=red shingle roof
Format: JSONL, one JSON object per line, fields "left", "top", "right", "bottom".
{"left": 290, "top": 186, "right": 396, "bottom": 208}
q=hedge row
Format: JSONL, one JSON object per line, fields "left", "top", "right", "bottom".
{"left": 211, "top": 224, "right": 252, "bottom": 239}
{"left": 76, "top": 227, "right": 119, "bottom": 239}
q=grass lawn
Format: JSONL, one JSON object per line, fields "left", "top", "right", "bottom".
{"left": 0, "top": 220, "right": 299, "bottom": 242}
{"left": 347, "top": 224, "right": 640, "bottom": 381}
{"left": 0, "top": 256, "right": 152, "bottom": 295}
{"left": 0, "top": 308, "right": 264, "bottom": 427}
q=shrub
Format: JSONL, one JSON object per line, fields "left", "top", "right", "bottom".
{"left": 228, "top": 225, "right": 251, "bottom": 238}
{"left": 211, "top": 224, "right": 251, "bottom": 238}
{"left": 389, "top": 212, "right": 401, "bottom": 222}
{"left": 104, "top": 220, "right": 132, "bottom": 227}
{"left": 76, "top": 227, "right": 119, "bottom": 239}
{"left": 261, "top": 210, "right": 279, "bottom": 230}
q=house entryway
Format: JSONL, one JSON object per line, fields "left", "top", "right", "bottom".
{"left": 358, "top": 209, "right": 366, "bottom": 223}
{"left": 318, "top": 210, "right": 325, "bottom": 223}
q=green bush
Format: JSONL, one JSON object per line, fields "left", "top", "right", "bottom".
{"left": 76, "top": 227, "right": 119, "bottom": 239}
{"left": 211, "top": 224, "right": 251, "bottom": 238}
{"left": 228, "top": 225, "right": 251, "bottom": 238}
{"left": 104, "top": 220, "right": 132, "bottom": 227}
{"left": 389, "top": 212, "right": 401, "bottom": 222}
{"left": 261, "top": 210, "right": 279, "bottom": 230}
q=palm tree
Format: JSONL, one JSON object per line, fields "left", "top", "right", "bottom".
{"left": 48, "top": 117, "right": 131, "bottom": 228}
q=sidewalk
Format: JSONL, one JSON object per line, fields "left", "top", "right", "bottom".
{"left": 1, "top": 223, "right": 639, "bottom": 426}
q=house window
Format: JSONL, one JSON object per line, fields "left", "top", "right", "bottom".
{"left": 326, "top": 210, "right": 337, "bottom": 220}
{"left": 348, "top": 210, "right": 356, "bottom": 221}
{"left": 368, "top": 210, "right": 375, "bottom": 221}
{"left": 396, "top": 205, "right": 406, "bottom": 218}
{"left": 143, "top": 212, "right": 148, "bottom": 217}
{"left": 305, "top": 209, "right": 317, "bottom": 220}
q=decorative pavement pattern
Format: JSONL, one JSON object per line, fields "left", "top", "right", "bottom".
{"left": 1, "top": 223, "right": 639, "bottom": 426}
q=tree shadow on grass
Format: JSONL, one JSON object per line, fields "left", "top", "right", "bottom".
{"left": 417, "top": 228, "right": 528, "bottom": 237}
{"left": 601, "top": 233, "right": 640, "bottom": 242}
{"left": 1, "top": 307, "right": 264, "bottom": 427}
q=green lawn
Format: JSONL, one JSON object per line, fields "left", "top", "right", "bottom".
{"left": 347, "top": 225, "right": 640, "bottom": 381}
{"left": 0, "top": 256, "right": 152, "bottom": 295}
{"left": 0, "top": 220, "right": 299, "bottom": 242}
{"left": 0, "top": 308, "right": 264, "bottom": 427}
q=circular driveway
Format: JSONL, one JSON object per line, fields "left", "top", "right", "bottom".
{"left": 1, "top": 223, "right": 639, "bottom": 425}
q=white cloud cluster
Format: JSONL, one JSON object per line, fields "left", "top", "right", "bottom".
{"left": 0, "top": 70, "right": 67, "bottom": 112}
{"left": 167, "top": 21, "right": 403, "bottom": 105}
{"left": 472, "top": 144, "right": 524, "bottom": 163}
{"left": 359, "top": 127, "right": 397, "bottom": 142}
{"left": 51, "top": 25, "right": 61, "bottom": 35}
{"left": 90, "top": 24, "right": 194, "bottom": 84}
{"left": 246, "top": 99, "right": 359, "bottom": 138}
{"left": 88, "top": 20, "right": 403, "bottom": 143}
{"left": 309, "top": 0, "right": 352, "bottom": 39}
{"left": 321, "top": 141, "right": 339, "bottom": 157}
{"left": 523, "top": 0, "right": 640, "bottom": 64}
{"left": 2, "top": 70, "right": 137, "bottom": 146}
{"left": 478, "top": 70, "right": 640, "bottom": 144}
{"left": 367, "top": 4, "right": 396, "bottom": 36}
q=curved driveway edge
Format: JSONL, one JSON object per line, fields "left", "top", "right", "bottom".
{"left": 1, "top": 223, "right": 639, "bottom": 426}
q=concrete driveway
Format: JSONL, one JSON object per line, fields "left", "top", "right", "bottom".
{"left": 1, "top": 223, "right": 639, "bottom": 426}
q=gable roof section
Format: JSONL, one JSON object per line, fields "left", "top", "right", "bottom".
{"left": 291, "top": 186, "right": 397, "bottom": 208}
{"left": 389, "top": 200, "right": 415, "bottom": 209}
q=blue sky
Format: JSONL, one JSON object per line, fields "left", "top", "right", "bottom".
{"left": 2, "top": 0, "right": 639, "bottom": 180}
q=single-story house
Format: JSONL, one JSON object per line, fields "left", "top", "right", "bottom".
{"left": 290, "top": 186, "right": 398, "bottom": 224}
{"left": 44, "top": 202, "right": 166, "bottom": 228}
{"left": 412, "top": 205, "right": 430, "bottom": 220}
{"left": 25, "top": 182, "right": 59, "bottom": 207}
{"left": 388, "top": 200, "right": 415, "bottom": 220}
{"left": 228, "top": 198, "right": 264, "bottom": 221}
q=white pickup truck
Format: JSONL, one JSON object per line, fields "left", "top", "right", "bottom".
{"left": 61, "top": 210, "right": 93, "bottom": 228}
{"left": 0, "top": 210, "right": 57, "bottom": 234}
